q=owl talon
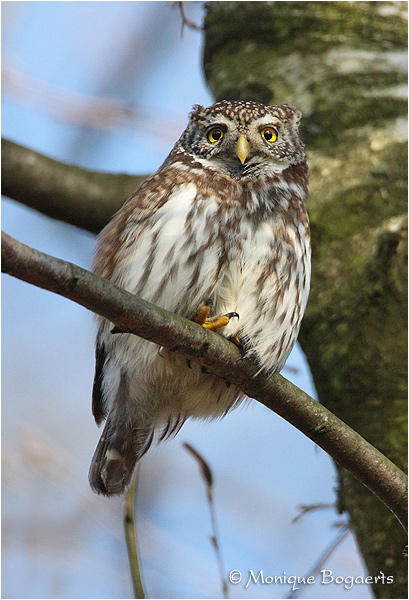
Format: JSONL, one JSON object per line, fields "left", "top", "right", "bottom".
{"left": 194, "top": 299, "right": 213, "bottom": 326}
{"left": 230, "top": 335, "right": 243, "bottom": 347}
{"left": 201, "top": 313, "right": 239, "bottom": 331}
{"left": 194, "top": 302, "right": 240, "bottom": 332}
{"left": 225, "top": 312, "right": 240, "bottom": 321}
{"left": 228, "top": 330, "right": 248, "bottom": 355}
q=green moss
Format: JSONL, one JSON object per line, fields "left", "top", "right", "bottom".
{"left": 305, "top": 98, "right": 407, "bottom": 148}
{"left": 204, "top": 1, "right": 407, "bottom": 77}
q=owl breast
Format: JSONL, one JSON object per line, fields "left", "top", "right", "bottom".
{"left": 211, "top": 210, "right": 311, "bottom": 374}
{"left": 111, "top": 175, "right": 310, "bottom": 376}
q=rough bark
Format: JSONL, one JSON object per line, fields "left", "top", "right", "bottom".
{"left": 203, "top": 2, "right": 407, "bottom": 598}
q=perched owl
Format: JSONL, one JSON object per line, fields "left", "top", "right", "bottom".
{"left": 89, "top": 100, "right": 310, "bottom": 495}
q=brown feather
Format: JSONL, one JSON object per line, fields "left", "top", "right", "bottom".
{"left": 92, "top": 342, "right": 107, "bottom": 426}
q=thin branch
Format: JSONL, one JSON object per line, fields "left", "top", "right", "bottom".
{"left": 124, "top": 468, "right": 145, "bottom": 599}
{"left": 292, "top": 503, "right": 335, "bottom": 524}
{"left": 183, "top": 443, "right": 229, "bottom": 599}
{"left": 1, "top": 138, "right": 147, "bottom": 234}
{"left": 172, "top": 2, "right": 204, "bottom": 33}
{"left": 285, "top": 525, "right": 350, "bottom": 599}
{"left": 2, "top": 64, "right": 183, "bottom": 140}
{"left": 1, "top": 231, "right": 408, "bottom": 531}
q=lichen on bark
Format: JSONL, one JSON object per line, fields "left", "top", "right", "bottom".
{"left": 204, "top": 2, "right": 408, "bottom": 598}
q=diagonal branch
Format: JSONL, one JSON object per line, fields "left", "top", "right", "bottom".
{"left": 1, "top": 138, "right": 147, "bottom": 233}
{"left": 2, "top": 230, "right": 408, "bottom": 530}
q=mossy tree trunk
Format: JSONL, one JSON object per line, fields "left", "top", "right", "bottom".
{"left": 203, "top": 2, "right": 407, "bottom": 598}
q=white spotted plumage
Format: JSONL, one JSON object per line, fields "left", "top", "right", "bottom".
{"left": 89, "top": 100, "right": 310, "bottom": 495}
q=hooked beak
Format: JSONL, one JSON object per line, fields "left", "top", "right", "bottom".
{"left": 236, "top": 135, "right": 250, "bottom": 164}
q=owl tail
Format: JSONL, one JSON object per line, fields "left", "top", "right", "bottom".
{"left": 89, "top": 418, "right": 153, "bottom": 496}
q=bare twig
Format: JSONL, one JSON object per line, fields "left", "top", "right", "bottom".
{"left": 124, "top": 468, "right": 145, "bottom": 599}
{"left": 183, "top": 443, "right": 229, "bottom": 598}
{"left": 292, "top": 503, "right": 335, "bottom": 524}
{"left": 1, "top": 231, "right": 408, "bottom": 531}
{"left": 183, "top": 442, "right": 213, "bottom": 488}
{"left": 172, "top": 2, "right": 204, "bottom": 34}
{"left": 286, "top": 525, "right": 350, "bottom": 599}
{"left": 2, "top": 64, "right": 183, "bottom": 139}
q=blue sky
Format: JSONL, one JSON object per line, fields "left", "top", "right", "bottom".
{"left": 2, "top": 2, "right": 370, "bottom": 599}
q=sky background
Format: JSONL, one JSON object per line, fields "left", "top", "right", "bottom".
{"left": 2, "top": 2, "right": 371, "bottom": 599}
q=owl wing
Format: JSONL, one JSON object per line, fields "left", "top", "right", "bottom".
{"left": 91, "top": 166, "right": 225, "bottom": 424}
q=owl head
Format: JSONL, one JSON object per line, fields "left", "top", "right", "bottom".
{"left": 176, "top": 100, "right": 306, "bottom": 178}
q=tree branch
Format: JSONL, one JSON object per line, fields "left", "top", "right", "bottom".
{"left": 2, "top": 231, "right": 407, "bottom": 530}
{"left": 1, "top": 138, "right": 147, "bottom": 233}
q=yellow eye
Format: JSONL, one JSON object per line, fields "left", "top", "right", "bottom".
{"left": 207, "top": 127, "right": 224, "bottom": 143}
{"left": 260, "top": 127, "right": 277, "bottom": 142}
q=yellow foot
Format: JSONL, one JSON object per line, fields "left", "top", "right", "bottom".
{"left": 194, "top": 299, "right": 214, "bottom": 326}
{"left": 229, "top": 330, "right": 243, "bottom": 347}
{"left": 194, "top": 299, "right": 239, "bottom": 332}
{"left": 203, "top": 313, "right": 240, "bottom": 331}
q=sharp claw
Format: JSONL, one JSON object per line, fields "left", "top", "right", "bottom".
{"left": 158, "top": 346, "right": 164, "bottom": 357}
{"left": 195, "top": 304, "right": 239, "bottom": 331}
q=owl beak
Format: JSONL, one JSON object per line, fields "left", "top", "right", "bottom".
{"left": 236, "top": 135, "right": 250, "bottom": 164}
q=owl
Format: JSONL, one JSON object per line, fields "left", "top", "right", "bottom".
{"left": 89, "top": 100, "right": 310, "bottom": 495}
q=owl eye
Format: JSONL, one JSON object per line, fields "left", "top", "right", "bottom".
{"left": 260, "top": 127, "right": 278, "bottom": 143}
{"left": 207, "top": 127, "right": 224, "bottom": 143}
